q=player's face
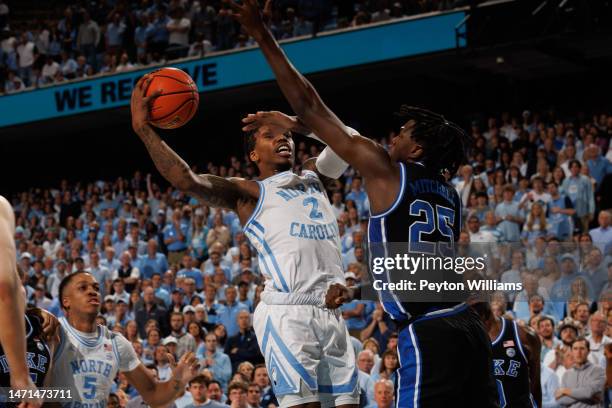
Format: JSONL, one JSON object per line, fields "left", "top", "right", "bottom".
{"left": 251, "top": 126, "right": 295, "bottom": 169}
{"left": 389, "top": 120, "right": 422, "bottom": 163}
{"left": 63, "top": 273, "right": 101, "bottom": 315}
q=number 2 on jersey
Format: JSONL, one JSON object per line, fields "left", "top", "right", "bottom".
{"left": 408, "top": 199, "right": 455, "bottom": 255}
{"left": 303, "top": 197, "right": 323, "bottom": 220}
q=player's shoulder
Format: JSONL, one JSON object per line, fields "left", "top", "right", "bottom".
{"left": 0, "top": 195, "right": 13, "bottom": 219}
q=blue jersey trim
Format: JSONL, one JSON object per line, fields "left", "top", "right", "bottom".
{"left": 318, "top": 368, "right": 358, "bottom": 393}
{"left": 53, "top": 326, "right": 66, "bottom": 364}
{"left": 491, "top": 317, "right": 506, "bottom": 347}
{"left": 245, "top": 228, "right": 289, "bottom": 292}
{"left": 251, "top": 220, "right": 265, "bottom": 234}
{"left": 243, "top": 181, "right": 265, "bottom": 233}
{"left": 370, "top": 162, "right": 406, "bottom": 218}
{"left": 60, "top": 318, "right": 103, "bottom": 348}
{"left": 111, "top": 334, "right": 121, "bottom": 368}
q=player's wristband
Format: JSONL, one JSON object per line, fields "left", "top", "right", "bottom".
{"left": 316, "top": 147, "right": 349, "bottom": 179}
{"left": 313, "top": 126, "right": 359, "bottom": 179}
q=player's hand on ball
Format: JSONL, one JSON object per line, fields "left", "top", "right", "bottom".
{"left": 325, "top": 283, "right": 351, "bottom": 309}
{"left": 130, "top": 75, "right": 162, "bottom": 131}
{"left": 170, "top": 352, "right": 200, "bottom": 385}
{"left": 242, "top": 111, "right": 299, "bottom": 133}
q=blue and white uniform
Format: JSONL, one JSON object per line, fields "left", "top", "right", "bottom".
{"left": 244, "top": 170, "right": 358, "bottom": 408}
{"left": 50, "top": 317, "right": 140, "bottom": 407}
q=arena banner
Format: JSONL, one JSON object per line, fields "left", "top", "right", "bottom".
{"left": 0, "top": 11, "right": 465, "bottom": 128}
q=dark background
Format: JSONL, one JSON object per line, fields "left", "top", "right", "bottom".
{"left": 1, "top": 0, "right": 611, "bottom": 194}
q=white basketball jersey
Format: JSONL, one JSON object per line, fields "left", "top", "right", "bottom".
{"left": 51, "top": 317, "right": 140, "bottom": 407}
{"left": 243, "top": 170, "right": 344, "bottom": 295}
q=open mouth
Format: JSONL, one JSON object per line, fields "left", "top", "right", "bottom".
{"left": 275, "top": 143, "right": 292, "bottom": 157}
{"left": 89, "top": 298, "right": 100, "bottom": 306}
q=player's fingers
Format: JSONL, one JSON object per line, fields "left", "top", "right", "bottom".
{"left": 335, "top": 295, "right": 347, "bottom": 305}
{"left": 142, "top": 76, "right": 154, "bottom": 96}
{"left": 144, "top": 89, "right": 163, "bottom": 104}
{"left": 242, "top": 114, "right": 257, "bottom": 123}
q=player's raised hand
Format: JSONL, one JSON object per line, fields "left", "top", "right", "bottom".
{"left": 325, "top": 283, "right": 352, "bottom": 309}
{"left": 242, "top": 111, "right": 300, "bottom": 132}
{"left": 130, "top": 75, "right": 162, "bottom": 130}
{"left": 226, "top": 0, "right": 270, "bottom": 38}
{"left": 170, "top": 352, "right": 200, "bottom": 385}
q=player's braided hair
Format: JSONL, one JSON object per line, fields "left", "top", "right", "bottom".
{"left": 395, "top": 105, "right": 473, "bottom": 176}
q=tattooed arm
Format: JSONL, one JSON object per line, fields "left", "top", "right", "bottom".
{"left": 131, "top": 76, "right": 257, "bottom": 210}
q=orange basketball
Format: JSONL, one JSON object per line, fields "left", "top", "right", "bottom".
{"left": 144, "top": 67, "right": 199, "bottom": 129}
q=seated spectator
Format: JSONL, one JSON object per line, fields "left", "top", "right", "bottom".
{"left": 227, "top": 381, "right": 251, "bottom": 408}
{"left": 373, "top": 379, "right": 394, "bottom": 408}
{"left": 224, "top": 310, "right": 263, "bottom": 373}
{"left": 178, "top": 254, "right": 204, "bottom": 290}
{"left": 590, "top": 210, "right": 612, "bottom": 257}
{"left": 167, "top": 311, "right": 196, "bottom": 357}
{"left": 545, "top": 318, "right": 581, "bottom": 382}
{"left": 587, "top": 312, "right": 612, "bottom": 368}
{"left": 370, "top": 349, "right": 398, "bottom": 384}
{"left": 555, "top": 337, "right": 606, "bottom": 406}
{"left": 135, "top": 287, "right": 169, "bottom": 337}
{"left": 522, "top": 202, "right": 551, "bottom": 245}
{"left": 253, "top": 364, "right": 277, "bottom": 407}
{"left": 184, "top": 375, "right": 228, "bottom": 408}
{"left": 217, "top": 286, "right": 249, "bottom": 337}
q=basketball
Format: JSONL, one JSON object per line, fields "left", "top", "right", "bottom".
{"left": 144, "top": 67, "right": 199, "bottom": 129}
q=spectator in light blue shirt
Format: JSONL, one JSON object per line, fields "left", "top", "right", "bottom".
{"left": 346, "top": 176, "right": 370, "bottom": 219}
{"left": 151, "top": 273, "right": 171, "bottom": 307}
{"left": 196, "top": 332, "right": 232, "bottom": 392}
{"left": 495, "top": 185, "right": 524, "bottom": 242}
{"left": 139, "top": 239, "right": 168, "bottom": 279}
{"left": 217, "top": 286, "right": 249, "bottom": 338}
{"left": 547, "top": 182, "right": 575, "bottom": 241}
{"left": 540, "top": 365, "right": 560, "bottom": 408}
{"left": 549, "top": 254, "right": 594, "bottom": 322}
{"left": 341, "top": 271, "right": 367, "bottom": 319}
{"left": 177, "top": 254, "right": 204, "bottom": 290}
{"left": 106, "top": 13, "right": 126, "bottom": 52}
{"left": 585, "top": 145, "right": 612, "bottom": 190}
{"left": 164, "top": 209, "right": 189, "bottom": 264}
{"left": 590, "top": 210, "right": 612, "bottom": 257}
{"left": 561, "top": 160, "right": 595, "bottom": 233}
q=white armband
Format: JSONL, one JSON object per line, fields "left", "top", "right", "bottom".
{"left": 310, "top": 127, "right": 359, "bottom": 179}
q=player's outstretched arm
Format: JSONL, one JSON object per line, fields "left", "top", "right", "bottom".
{"left": 0, "top": 197, "right": 40, "bottom": 406}
{"left": 231, "top": 0, "right": 394, "bottom": 180}
{"left": 131, "top": 76, "right": 257, "bottom": 211}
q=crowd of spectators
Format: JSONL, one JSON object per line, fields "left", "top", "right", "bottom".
{"left": 7, "top": 107, "right": 612, "bottom": 407}
{"left": 0, "top": 0, "right": 459, "bottom": 95}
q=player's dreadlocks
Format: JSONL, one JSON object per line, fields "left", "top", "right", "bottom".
{"left": 395, "top": 105, "right": 473, "bottom": 176}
